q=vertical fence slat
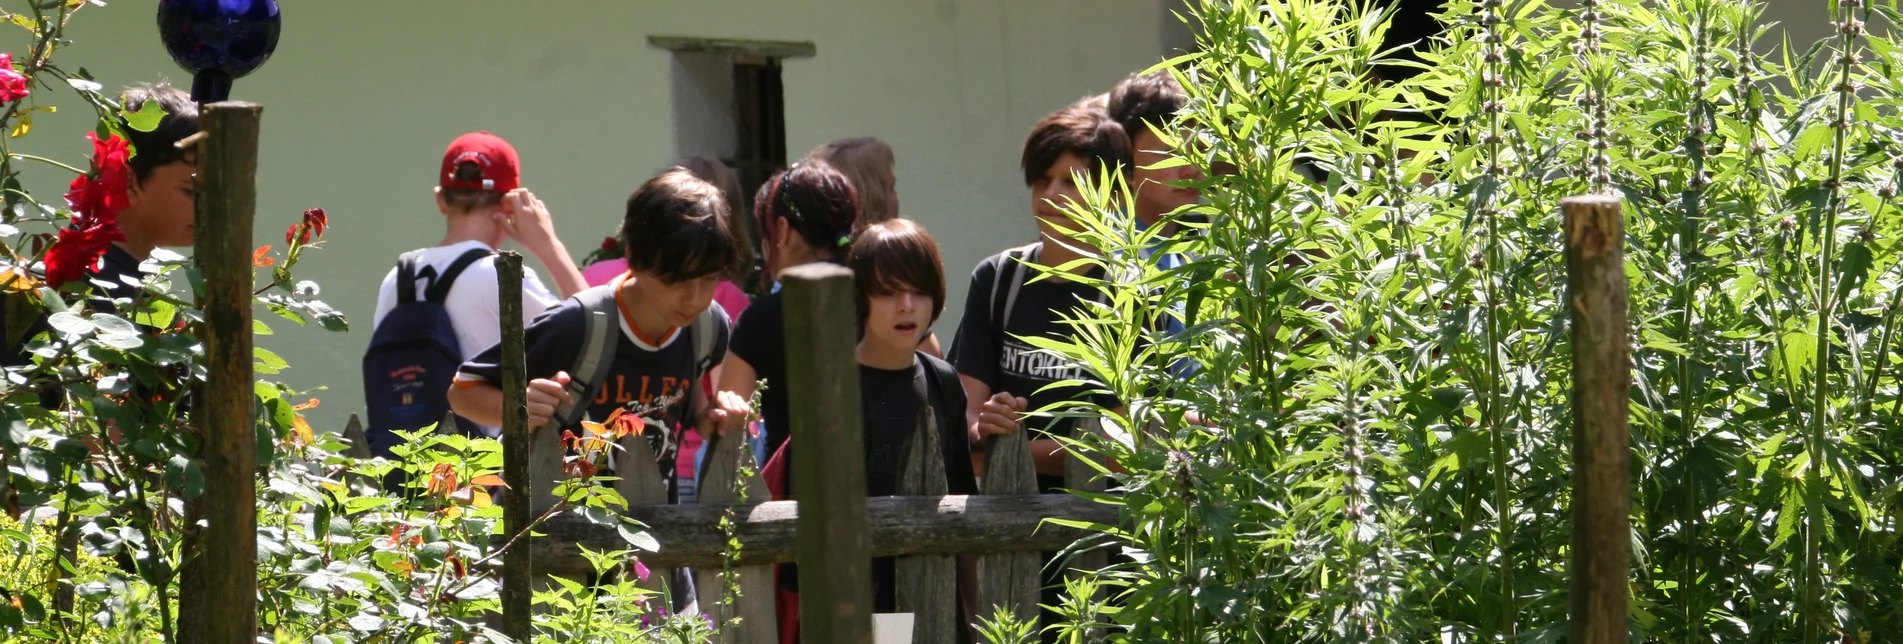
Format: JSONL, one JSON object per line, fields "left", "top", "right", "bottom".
{"left": 341, "top": 413, "right": 372, "bottom": 459}
{"left": 497, "top": 251, "right": 533, "bottom": 640}
{"left": 896, "top": 405, "right": 955, "bottom": 644}
{"left": 1563, "top": 194, "right": 1632, "bottom": 643}
{"left": 613, "top": 433, "right": 675, "bottom": 598}
{"left": 695, "top": 429, "right": 777, "bottom": 644}
{"left": 978, "top": 412, "right": 1040, "bottom": 629}
{"left": 783, "top": 263, "right": 872, "bottom": 644}
{"left": 528, "top": 406, "right": 567, "bottom": 516}
{"left": 1062, "top": 417, "right": 1108, "bottom": 594}
{"left": 189, "top": 100, "right": 262, "bottom": 644}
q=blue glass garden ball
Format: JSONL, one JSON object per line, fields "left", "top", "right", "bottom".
{"left": 156, "top": 0, "right": 281, "bottom": 103}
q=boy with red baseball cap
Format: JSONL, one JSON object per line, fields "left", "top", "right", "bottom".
{"left": 362, "top": 132, "right": 587, "bottom": 452}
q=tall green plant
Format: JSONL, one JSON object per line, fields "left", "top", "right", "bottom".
{"left": 1036, "top": 0, "right": 1903, "bottom": 640}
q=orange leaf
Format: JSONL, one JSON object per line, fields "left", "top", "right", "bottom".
{"left": 468, "top": 488, "right": 492, "bottom": 509}
{"left": 469, "top": 474, "right": 505, "bottom": 487}
{"left": 0, "top": 266, "right": 39, "bottom": 294}
{"left": 425, "top": 463, "right": 458, "bottom": 498}
{"left": 252, "top": 245, "right": 275, "bottom": 268}
{"left": 293, "top": 397, "right": 320, "bottom": 411}
{"left": 292, "top": 415, "right": 314, "bottom": 446}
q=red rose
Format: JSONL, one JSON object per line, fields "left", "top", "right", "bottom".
{"left": 43, "top": 225, "right": 117, "bottom": 288}
{"left": 62, "top": 133, "right": 132, "bottom": 227}
{"left": 600, "top": 237, "right": 616, "bottom": 251}
{"left": 0, "top": 53, "right": 28, "bottom": 103}
{"left": 45, "top": 133, "right": 133, "bottom": 288}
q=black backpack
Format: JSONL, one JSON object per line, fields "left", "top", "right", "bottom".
{"left": 361, "top": 248, "right": 491, "bottom": 456}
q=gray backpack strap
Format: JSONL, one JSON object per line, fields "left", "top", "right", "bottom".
{"left": 684, "top": 301, "right": 728, "bottom": 404}
{"left": 548, "top": 285, "right": 620, "bottom": 431}
{"left": 992, "top": 242, "right": 1039, "bottom": 331}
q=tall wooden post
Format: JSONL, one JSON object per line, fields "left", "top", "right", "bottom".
{"left": 895, "top": 406, "right": 957, "bottom": 644}
{"left": 783, "top": 263, "right": 872, "bottom": 644}
{"left": 497, "top": 251, "right": 533, "bottom": 640}
{"left": 191, "top": 101, "right": 262, "bottom": 644}
{"left": 1563, "top": 194, "right": 1632, "bottom": 643}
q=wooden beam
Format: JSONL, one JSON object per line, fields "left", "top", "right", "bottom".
{"left": 190, "top": 100, "right": 262, "bottom": 644}
{"left": 497, "top": 251, "right": 532, "bottom": 641}
{"left": 647, "top": 35, "right": 817, "bottom": 59}
{"left": 523, "top": 494, "right": 1117, "bottom": 573}
{"left": 782, "top": 263, "right": 872, "bottom": 644}
{"left": 1562, "top": 194, "right": 1632, "bottom": 643}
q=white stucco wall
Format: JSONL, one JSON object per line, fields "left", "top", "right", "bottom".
{"left": 3, "top": 1, "right": 1169, "bottom": 430}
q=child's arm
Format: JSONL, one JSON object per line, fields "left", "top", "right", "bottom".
{"left": 501, "top": 189, "right": 588, "bottom": 298}
{"left": 700, "top": 353, "right": 759, "bottom": 437}
{"left": 448, "top": 372, "right": 574, "bottom": 430}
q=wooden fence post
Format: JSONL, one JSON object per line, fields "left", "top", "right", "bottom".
{"left": 696, "top": 430, "right": 776, "bottom": 644}
{"left": 783, "top": 263, "right": 872, "bottom": 644}
{"left": 895, "top": 406, "right": 956, "bottom": 644}
{"left": 1562, "top": 194, "right": 1632, "bottom": 643}
{"left": 978, "top": 409, "right": 1041, "bottom": 628}
{"left": 189, "top": 100, "right": 262, "bottom": 644}
{"left": 340, "top": 414, "right": 372, "bottom": 459}
{"left": 497, "top": 251, "right": 533, "bottom": 640}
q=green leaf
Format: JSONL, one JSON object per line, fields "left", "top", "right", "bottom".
{"left": 618, "top": 523, "right": 660, "bottom": 552}
{"left": 121, "top": 98, "right": 164, "bottom": 133}
{"left": 166, "top": 454, "right": 205, "bottom": 500}
{"left": 254, "top": 346, "right": 289, "bottom": 374}
{"left": 46, "top": 311, "right": 94, "bottom": 336}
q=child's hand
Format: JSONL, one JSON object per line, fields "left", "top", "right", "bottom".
{"left": 499, "top": 189, "right": 561, "bottom": 255}
{"left": 699, "top": 390, "right": 753, "bottom": 437}
{"left": 974, "top": 392, "right": 1028, "bottom": 439}
{"left": 527, "top": 371, "right": 575, "bottom": 430}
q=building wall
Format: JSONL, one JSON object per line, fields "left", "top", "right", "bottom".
{"left": 3, "top": 1, "right": 1166, "bottom": 430}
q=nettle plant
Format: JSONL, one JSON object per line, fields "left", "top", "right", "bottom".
{"left": 1037, "top": 0, "right": 1903, "bottom": 641}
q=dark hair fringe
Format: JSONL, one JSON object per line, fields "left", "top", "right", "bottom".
{"left": 623, "top": 168, "right": 742, "bottom": 284}
{"left": 440, "top": 162, "right": 504, "bottom": 212}
{"left": 847, "top": 218, "right": 946, "bottom": 325}
{"left": 1020, "top": 105, "right": 1133, "bottom": 187}
{"left": 1107, "top": 70, "right": 1187, "bottom": 141}
{"left": 118, "top": 84, "right": 198, "bottom": 183}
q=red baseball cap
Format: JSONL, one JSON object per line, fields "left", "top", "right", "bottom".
{"left": 440, "top": 131, "right": 520, "bottom": 194}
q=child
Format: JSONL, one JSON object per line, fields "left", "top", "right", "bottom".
{"left": 363, "top": 132, "right": 585, "bottom": 452}
{"left": 708, "top": 160, "right": 860, "bottom": 459}
{"left": 807, "top": 137, "right": 899, "bottom": 227}
{"left": 948, "top": 104, "right": 1132, "bottom": 490}
{"left": 3, "top": 84, "right": 197, "bottom": 398}
{"left": 448, "top": 167, "right": 740, "bottom": 498}
{"left": 761, "top": 218, "right": 978, "bottom": 642}
{"left": 1107, "top": 70, "right": 1201, "bottom": 256}
{"left": 578, "top": 157, "right": 756, "bottom": 496}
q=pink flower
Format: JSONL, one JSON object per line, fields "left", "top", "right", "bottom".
{"left": 0, "top": 53, "right": 28, "bottom": 103}
{"left": 631, "top": 559, "right": 651, "bottom": 581}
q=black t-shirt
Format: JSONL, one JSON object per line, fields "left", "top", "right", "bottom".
{"left": 780, "top": 352, "right": 979, "bottom": 615}
{"left": 458, "top": 295, "right": 730, "bottom": 491}
{"left": 948, "top": 244, "right": 1119, "bottom": 442}
{"left": 727, "top": 290, "right": 791, "bottom": 456}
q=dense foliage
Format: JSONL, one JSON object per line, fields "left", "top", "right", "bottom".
{"left": 1039, "top": 0, "right": 1903, "bottom": 641}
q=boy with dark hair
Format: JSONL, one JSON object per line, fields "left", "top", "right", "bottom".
{"left": 449, "top": 167, "right": 740, "bottom": 499}
{"left": 362, "top": 132, "right": 586, "bottom": 452}
{"left": 4, "top": 83, "right": 198, "bottom": 376}
{"left": 950, "top": 104, "right": 1131, "bottom": 488}
{"left": 1107, "top": 69, "right": 1201, "bottom": 246}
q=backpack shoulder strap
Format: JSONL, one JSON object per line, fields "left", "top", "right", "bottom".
{"left": 683, "top": 301, "right": 729, "bottom": 406}
{"left": 395, "top": 251, "right": 424, "bottom": 303}
{"left": 550, "top": 286, "right": 620, "bottom": 430}
{"left": 424, "top": 248, "right": 494, "bottom": 303}
{"left": 991, "top": 242, "right": 1040, "bottom": 332}
{"left": 919, "top": 351, "right": 963, "bottom": 409}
